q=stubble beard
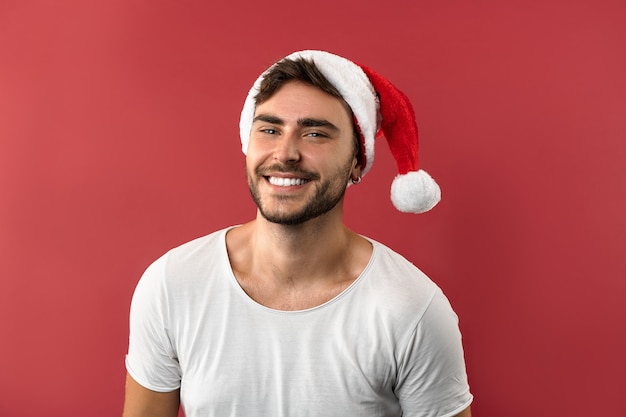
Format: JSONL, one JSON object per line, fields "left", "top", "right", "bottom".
{"left": 247, "top": 161, "right": 353, "bottom": 226}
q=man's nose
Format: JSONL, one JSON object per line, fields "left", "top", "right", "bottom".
{"left": 274, "top": 132, "right": 301, "bottom": 164}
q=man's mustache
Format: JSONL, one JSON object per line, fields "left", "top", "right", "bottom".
{"left": 255, "top": 165, "right": 320, "bottom": 181}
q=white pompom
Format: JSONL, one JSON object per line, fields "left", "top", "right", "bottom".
{"left": 390, "top": 170, "right": 441, "bottom": 213}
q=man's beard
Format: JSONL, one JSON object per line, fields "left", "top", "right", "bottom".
{"left": 247, "top": 160, "right": 353, "bottom": 226}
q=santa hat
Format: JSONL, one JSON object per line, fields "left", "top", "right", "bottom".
{"left": 239, "top": 50, "right": 441, "bottom": 214}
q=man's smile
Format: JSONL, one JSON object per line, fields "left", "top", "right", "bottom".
{"left": 267, "top": 176, "right": 311, "bottom": 187}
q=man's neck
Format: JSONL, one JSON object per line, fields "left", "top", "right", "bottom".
{"left": 226, "top": 210, "right": 372, "bottom": 310}
{"left": 252, "top": 205, "right": 355, "bottom": 277}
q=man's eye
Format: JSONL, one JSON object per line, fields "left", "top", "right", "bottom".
{"left": 306, "top": 132, "right": 326, "bottom": 138}
{"left": 261, "top": 128, "right": 278, "bottom": 135}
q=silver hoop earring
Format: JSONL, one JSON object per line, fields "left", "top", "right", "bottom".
{"left": 351, "top": 176, "right": 362, "bottom": 185}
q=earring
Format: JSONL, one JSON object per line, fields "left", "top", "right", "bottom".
{"left": 351, "top": 176, "right": 362, "bottom": 185}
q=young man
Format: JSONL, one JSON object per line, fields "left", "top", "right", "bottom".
{"left": 123, "top": 50, "right": 472, "bottom": 417}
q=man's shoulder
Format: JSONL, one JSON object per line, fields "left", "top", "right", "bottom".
{"left": 137, "top": 226, "right": 235, "bottom": 294}
{"left": 359, "top": 237, "right": 440, "bottom": 303}
{"left": 143, "top": 226, "right": 235, "bottom": 279}
{"left": 166, "top": 226, "right": 234, "bottom": 259}
{"left": 366, "top": 238, "right": 430, "bottom": 279}
{"left": 342, "top": 237, "right": 446, "bottom": 343}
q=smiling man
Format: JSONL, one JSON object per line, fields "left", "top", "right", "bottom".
{"left": 123, "top": 50, "right": 473, "bottom": 417}
{"left": 248, "top": 82, "right": 359, "bottom": 226}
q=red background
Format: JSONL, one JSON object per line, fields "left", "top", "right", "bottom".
{"left": 1, "top": 1, "right": 625, "bottom": 416}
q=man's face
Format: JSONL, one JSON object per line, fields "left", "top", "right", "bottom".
{"left": 246, "top": 81, "right": 359, "bottom": 226}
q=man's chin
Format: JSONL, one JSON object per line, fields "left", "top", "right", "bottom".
{"left": 259, "top": 210, "right": 311, "bottom": 226}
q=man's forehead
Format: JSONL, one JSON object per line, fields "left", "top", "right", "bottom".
{"left": 254, "top": 81, "right": 354, "bottom": 122}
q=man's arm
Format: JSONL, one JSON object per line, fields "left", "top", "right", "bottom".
{"left": 122, "top": 373, "right": 180, "bottom": 417}
{"left": 454, "top": 406, "right": 472, "bottom": 417}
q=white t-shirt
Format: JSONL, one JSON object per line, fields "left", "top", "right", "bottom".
{"left": 126, "top": 227, "right": 472, "bottom": 417}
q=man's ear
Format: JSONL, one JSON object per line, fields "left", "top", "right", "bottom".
{"left": 350, "top": 160, "right": 362, "bottom": 183}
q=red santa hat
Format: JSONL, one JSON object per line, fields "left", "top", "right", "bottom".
{"left": 239, "top": 50, "right": 441, "bottom": 214}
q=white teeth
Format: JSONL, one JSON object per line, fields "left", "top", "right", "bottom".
{"left": 268, "top": 177, "right": 308, "bottom": 186}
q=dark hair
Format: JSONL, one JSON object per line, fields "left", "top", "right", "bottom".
{"left": 255, "top": 58, "right": 363, "bottom": 166}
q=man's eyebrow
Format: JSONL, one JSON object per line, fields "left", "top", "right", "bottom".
{"left": 253, "top": 114, "right": 284, "bottom": 125}
{"left": 297, "top": 118, "right": 340, "bottom": 132}
{"left": 252, "top": 115, "right": 341, "bottom": 133}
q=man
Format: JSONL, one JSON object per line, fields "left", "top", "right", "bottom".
{"left": 123, "top": 50, "right": 472, "bottom": 417}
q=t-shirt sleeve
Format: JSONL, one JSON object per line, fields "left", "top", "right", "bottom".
{"left": 395, "top": 288, "right": 473, "bottom": 417}
{"left": 125, "top": 254, "right": 182, "bottom": 392}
